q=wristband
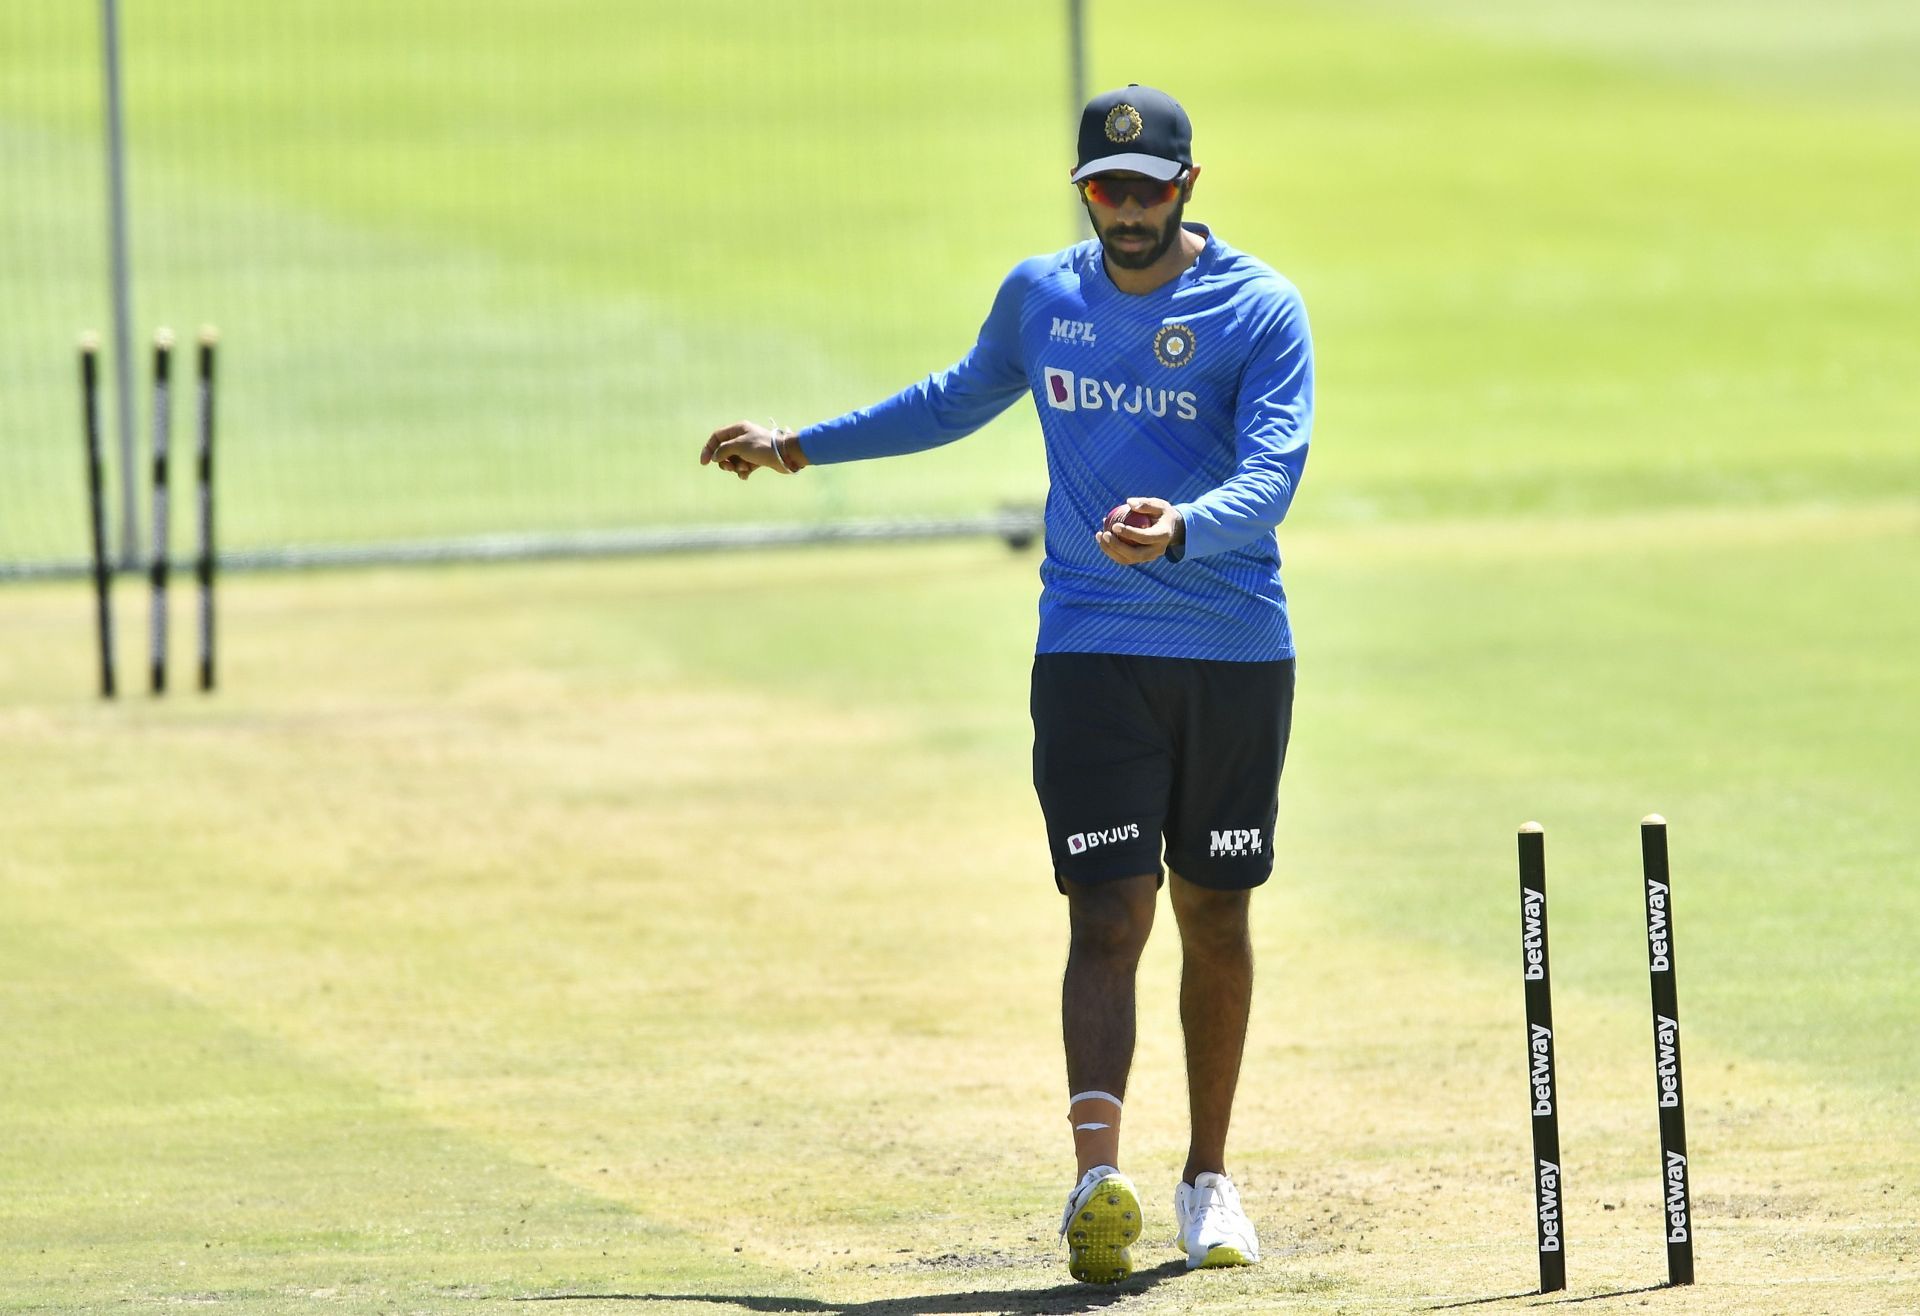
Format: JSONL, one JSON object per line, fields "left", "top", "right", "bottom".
{"left": 767, "top": 424, "right": 795, "bottom": 474}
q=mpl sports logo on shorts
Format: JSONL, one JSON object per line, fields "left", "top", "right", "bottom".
{"left": 1042, "top": 367, "right": 1198, "bottom": 420}
{"left": 1066, "top": 822, "right": 1141, "bottom": 855}
{"left": 1208, "top": 828, "right": 1263, "bottom": 858}
{"left": 1049, "top": 317, "right": 1097, "bottom": 347}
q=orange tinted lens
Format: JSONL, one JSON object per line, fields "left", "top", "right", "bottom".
{"left": 1082, "top": 176, "right": 1179, "bottom": 208}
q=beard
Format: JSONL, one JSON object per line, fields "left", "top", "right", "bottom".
{"left": 1091, "top": 195, "right": 1188, "bottom": 270}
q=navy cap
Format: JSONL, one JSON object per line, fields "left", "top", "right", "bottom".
{"left": 1072, "top": 84, "right": 1193, "bottom": 183}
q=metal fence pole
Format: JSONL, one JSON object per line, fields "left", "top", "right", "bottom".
{"left": 1067, "top": 0, "right": 1091, "bottom": 237}
{"left": 100, "top": 0, "right": 139, "bottom": 569}
{"left": 1067, "top": 0, "right": 1087, "bottom": 117}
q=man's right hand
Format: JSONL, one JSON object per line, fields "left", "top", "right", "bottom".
{"left": 701, "top": 421, "right": 807, "bottom": 480}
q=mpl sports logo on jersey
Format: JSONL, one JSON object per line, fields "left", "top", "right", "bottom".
{"left": 1041, "top": 366, "right": 1198, "bottom": 420}
{"left": 1208, "top": 828, "right": 1263, "bottom": 858}
{"left": 1049, "top": 317, "right": 1098, "bottom": 347}
{"left": 1066, "top": 822, "right": 1140, "bottom": 855}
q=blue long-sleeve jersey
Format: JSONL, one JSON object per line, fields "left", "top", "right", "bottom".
{"left": 802, "top": 224, "right": 1313, "bottom": 662}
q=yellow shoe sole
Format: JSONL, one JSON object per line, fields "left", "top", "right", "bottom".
{"left": 1065, "top": 1174, "right": 1141, "bottom": 1284}
{"left": 1177, "top": 1232, "right": 1257, "bottom": 1269}
{"left": 1195, "top": 1244, "right": 1254, "bottom": 1268}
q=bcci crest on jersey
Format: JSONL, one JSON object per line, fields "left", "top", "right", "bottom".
{"left": 1153, "top": 323, "right": 1197, "bottom": 369}
{"left": 1042, "top": 366, "right": 1199, "bottom": 421}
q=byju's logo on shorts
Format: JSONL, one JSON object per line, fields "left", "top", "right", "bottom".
{"left": 1208, "top": 828, "right": 1264, "bottom": 858}
{"left": 1067, "top": 822, "right": 1141, "bottom": 855}
{"left": 1050, "top": 317, "right": 1098, "bottom": 346}
{"left": 1041, "top": 366, "right": 1198, "bottom": 420}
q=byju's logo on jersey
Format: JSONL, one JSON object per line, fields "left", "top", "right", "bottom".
{"left": 1067, "top": 822, "right": 1141, "bottom": 855}
{"left": 1042, "top": 366, "right": 1198, "bottom": 421}
{"left": 1043, "top": 367, "right": 1079, "bottom": 411}
{"left": 1049, "top": 317, "right": 1098, "bottom": 347}
{"left": 1209, "top": 828, "right": 1263, "bottom": 858}
{"left": 1154, "top": 322, "right": 1197, "bottom": 369}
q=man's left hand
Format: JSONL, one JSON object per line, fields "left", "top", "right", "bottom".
{"left": 1095, "top": 497, "right": 1184, "bottom": 566}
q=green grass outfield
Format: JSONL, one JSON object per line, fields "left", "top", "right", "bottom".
{"left": 3, "top": 499, "right": 1917, "bottom": 1313}
{"left": 2, "top": 0, "right": 1916, "bottom": 560}
{"left": 3, "top": 2, "right": 1917, "bottom": 1312}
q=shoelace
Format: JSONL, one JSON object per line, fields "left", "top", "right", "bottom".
{"left": 1189, "top": 1179, "right": 1241, "bottom": 1236}
{"left": 1059, "top": 1175, "right": 1089, "bottom": 1237}
{"left": 1059, "top": 1168, "right": 1113, "bottom": 1238}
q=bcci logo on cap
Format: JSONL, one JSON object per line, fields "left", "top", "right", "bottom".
{"left": 1104, "top": 103, "right": 1143, "bottom": 143}
{"left": 1153, "top": 323, "right": 1196, "bottom": 369}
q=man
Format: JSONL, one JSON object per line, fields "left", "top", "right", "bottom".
{"left": 699, "top": 84, "right": 1312, "bottom": 1285}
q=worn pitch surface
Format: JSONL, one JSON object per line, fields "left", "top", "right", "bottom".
{"left": 3, "top": 503, "right": 1916, "bottom": 1312}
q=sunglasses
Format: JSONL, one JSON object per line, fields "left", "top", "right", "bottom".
{"left": 1078, "top": 172, "right": 1187, "bottom": 210}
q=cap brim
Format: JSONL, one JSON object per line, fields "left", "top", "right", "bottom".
{"left": 1071, "top": 154, "right": 1185, "bottom": 183}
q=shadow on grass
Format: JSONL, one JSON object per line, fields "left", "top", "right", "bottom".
{"left": 1423, "top": 1291, "right": 1542, "bottom": 1309}
{"left": 1424, "top": 1282, "right": 1672, "bottom": 1309}
{"left": 1546, "top": 1284, "right": 1672, "bottom": 1305}
{"left": 516, "top": 1259, "right": 1188, "bottom": 1315}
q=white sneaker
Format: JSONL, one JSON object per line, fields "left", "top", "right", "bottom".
{"left": 1059, "top": 1165, "right": 1142, "bottom": 1284}
{"left": 1173, "top": 1171, "right": 1260, "bottom": 1269}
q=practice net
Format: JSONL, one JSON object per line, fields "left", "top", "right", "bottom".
{"left": 0, "top": 1, "right": 1074, "bottom": 576}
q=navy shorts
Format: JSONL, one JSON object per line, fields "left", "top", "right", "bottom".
{"left": 1030, "top": 652, "right": 1296, "bottom": 891}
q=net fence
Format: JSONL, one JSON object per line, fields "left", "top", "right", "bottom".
{"left": 0, "top": 1, "right": 1072, "bottom": 576}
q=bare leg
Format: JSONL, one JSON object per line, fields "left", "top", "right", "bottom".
{"left": 1169, "top": 871, "right": 1253, "bottom": 1184}
{"left": 1061, "top": 873, "right": 1158, "bottom": 1174}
